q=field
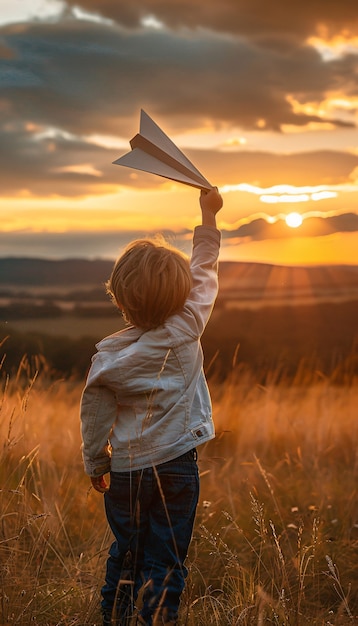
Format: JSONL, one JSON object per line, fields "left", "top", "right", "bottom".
{"left": 1, "top": 260, "right": 357, "bottom": 624}
{"left": 1, "top": 351, "right": 357, "bottom": 625}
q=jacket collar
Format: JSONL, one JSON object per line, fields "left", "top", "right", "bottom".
{"left": 96, "top": 326, "right": 144, "bottom": 352}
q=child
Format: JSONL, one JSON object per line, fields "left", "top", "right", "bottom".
{"left": 80, "top": 187, "right": 223, "bottom": 626}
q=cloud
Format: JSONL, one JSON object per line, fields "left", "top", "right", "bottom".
{"left": 0, "top": 123, "right": 124, "bottom": 196}
{"left": 0, "top": 2, "right": 357, "bottom": 204}
{"left": 196, "top": 150, "right": 358, "bottom": 188}
{"left": 1, "top": 82, "right": 358, "bottom": 197}
{"left": 224, "top": 212, "right": 358, "bottom": 241}
{"left": 1, "top": 119, "right": 358, "bottom": 197}
{"left": 62, "top": 0, "right": 358, "bottom": 40}
{"left": 1, "top": 16, "right": 355, "bottom": 139}
{"left": 1, "top": 212, "right": 357, "bottom": 261}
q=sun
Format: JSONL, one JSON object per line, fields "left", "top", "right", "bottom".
{"left": 285, "top": 212, "right": 303, "bottom": 228}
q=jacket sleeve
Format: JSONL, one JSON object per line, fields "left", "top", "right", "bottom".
{"left": 80, "top": 353, "right": 117, "bottom": 477}
{"left": 179, "top": 224, "right": 221, "bottom": 337}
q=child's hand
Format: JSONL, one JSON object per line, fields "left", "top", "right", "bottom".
{"left": 200, "top": 187, "right": 223, "bottom": 215}
{"left": 91, "top": 475, "right": 109, "bottom": 493}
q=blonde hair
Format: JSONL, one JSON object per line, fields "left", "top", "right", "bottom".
{"left": 106, "top": 236, "right": 192, "bottom": 330}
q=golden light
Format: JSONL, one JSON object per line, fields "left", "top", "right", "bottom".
{"left": 307, "top": 31, "right": 358, "bottom": 61}
{"left": 285, "top": 212, "right": 303, "bottom": 228}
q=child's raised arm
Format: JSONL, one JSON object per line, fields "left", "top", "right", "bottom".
{"left": 199, "top": 187, "right": 223, "bottom": 227}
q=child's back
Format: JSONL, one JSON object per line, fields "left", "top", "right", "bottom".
{"left": 80, "top": 187, "right": 223, "bottom": 626}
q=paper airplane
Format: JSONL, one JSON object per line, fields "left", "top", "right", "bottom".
{"left": 113, "top": 109, "right": 212, "bottom": 190}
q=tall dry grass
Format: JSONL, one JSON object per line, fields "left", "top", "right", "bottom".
{"left": 1, "top": 354, "right": 357, "bottom": 625}
{"left": 193, "top": 365, "right": 358, "bottom": 624}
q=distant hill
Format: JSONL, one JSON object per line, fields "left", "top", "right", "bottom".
{"left": 215, "top": 261, "right": 358, "bottom": 306}
{"left": 1, "top": 257, "right": 357, "bottom": 305}
{"left": 1, "top": 258, "right": 357, "bottom": 381}
{"left": 0, "top": 257, "right": 113, "bottom": 286}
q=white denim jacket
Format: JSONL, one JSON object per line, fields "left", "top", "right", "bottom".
{"left": 80, "top": 225, "right": 221, "bottom": 475}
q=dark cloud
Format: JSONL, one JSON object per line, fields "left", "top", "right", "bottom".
{"left": 1, "top": 80, "right": 358, "bottom": 196}
{"left": 225, "top": 212, "right": 358, "bottom": 241}
{"left": 0, "top": 124, "right": 122, "bottom": 196}
{"left": 1, "top": 121, "right": 357, "bottom": 196}
{"left": 0, "top": 4, "right": 357, "bottom": 200}
{"left": 328, "top": 212, "right": 358, "bottom": 233}
{"left": 0, "top": 17, "right": 355, "bottom": 140}
{"left": 63, "top": 0, "right": 358, "bottom": 39}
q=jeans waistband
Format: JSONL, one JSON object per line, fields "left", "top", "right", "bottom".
{"left": 175, "top": 448, "right": 197, "bottom": 462}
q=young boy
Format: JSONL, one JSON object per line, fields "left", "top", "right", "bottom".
{"left": 80, "top": 187, "right": 223, "bottom": 626}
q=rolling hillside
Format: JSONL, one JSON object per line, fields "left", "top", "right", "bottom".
{"left": 1, "top": 258, "right": 358, "bottom": 305}
{"left": 1, "top": 258, "right": 357, "bottom": 381}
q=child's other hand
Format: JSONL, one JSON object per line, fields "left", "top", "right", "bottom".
{"left": 200, "top": 187, "right": 223, "bottom": 215}
{"left": 91, "top": 475, "right": 109, "bottom": 493}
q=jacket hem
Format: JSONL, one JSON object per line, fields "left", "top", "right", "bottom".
{"left": 108, "top": 434, "right": 215, "bottom": 472}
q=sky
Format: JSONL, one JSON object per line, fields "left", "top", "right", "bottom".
{"left": 1, "top": 0, "right": 358, "bottom": 265}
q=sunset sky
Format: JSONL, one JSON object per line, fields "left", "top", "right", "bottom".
{"left": 1, "top": 0, "right": 358, "bottom": 265}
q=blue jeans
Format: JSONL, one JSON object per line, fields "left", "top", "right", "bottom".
{"left": 101, "top": 449, "right": 199, "bottom": 625}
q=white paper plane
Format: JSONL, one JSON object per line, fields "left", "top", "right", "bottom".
{"left": 113, "top": 109, "right": 212, "bottom": 190}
